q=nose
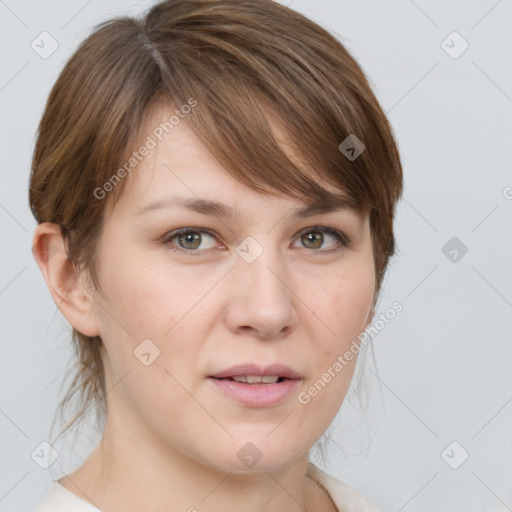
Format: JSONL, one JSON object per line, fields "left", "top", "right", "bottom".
{"left": 223, "top": 245, "right": 298, "bottom": 340}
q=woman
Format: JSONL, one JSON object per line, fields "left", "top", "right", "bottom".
{"left": 29, "top": 0, "right": 403, "bottom": 510}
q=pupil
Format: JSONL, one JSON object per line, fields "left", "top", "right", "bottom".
{"left": 180, "top": 232, "right": 200, "bottom": 249}
{"left": 304, "top": 232, "right": 322, "bottom": 249}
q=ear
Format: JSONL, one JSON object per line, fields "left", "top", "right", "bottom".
{"left": 32, "top": 222, "right": 100, "bottom": 337}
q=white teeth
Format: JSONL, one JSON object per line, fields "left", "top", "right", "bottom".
{"left": 232, "top": 375, "right": 280, "bottom": 384}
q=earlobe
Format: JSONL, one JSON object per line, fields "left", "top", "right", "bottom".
{"left": 32, "top": 222, "right": 100, "bottom": 337}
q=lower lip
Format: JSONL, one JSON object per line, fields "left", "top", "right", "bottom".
{"left": 208, "top": 377, "right": 302, "bottom": 407}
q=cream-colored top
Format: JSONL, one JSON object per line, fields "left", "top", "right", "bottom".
{"left": 31, "top": 462, "right": 380, "bottom": 511}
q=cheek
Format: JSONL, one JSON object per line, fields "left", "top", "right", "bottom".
{"left": 306, "top": 265, "right": 375, "bottom": 352}
{"left": 95, "top": 261, "right": 204, "bottom": 431}
{"left": 95, "top": 247, "right": 190, "bottom": 336}
{"left": 295, "top": 262, "right": 374, "bottom": 416}
{"left": 94, "top": 248, "right": 216, "bottom": 383}
{"left": 336, "top": 275, "right": 374, "bottom": 336}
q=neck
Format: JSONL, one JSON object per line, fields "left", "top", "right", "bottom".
{"left": 59, "top": 409, "right": 322, "bottom": 512}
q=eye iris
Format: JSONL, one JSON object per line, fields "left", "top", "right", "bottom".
{"left": 178, "top": 232, "right": 201, "bottom": 249}
{"left": 303, "top": 232, "right": 323, "bottom": 249}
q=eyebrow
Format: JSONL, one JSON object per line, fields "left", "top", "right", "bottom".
{"left": 135, "top": 195, "right": 360, "bottom": 219}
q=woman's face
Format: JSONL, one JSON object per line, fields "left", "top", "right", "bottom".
{"left": 88, "top": 105, "right": 376, "bottom": 473}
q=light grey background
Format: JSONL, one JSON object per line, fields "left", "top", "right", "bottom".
{"left": 1, "top": 1, "right": 511, "bottom": 511}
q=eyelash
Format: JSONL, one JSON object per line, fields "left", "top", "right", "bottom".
{"left": 161, "top": 226, "right": 351, "bottom": 256}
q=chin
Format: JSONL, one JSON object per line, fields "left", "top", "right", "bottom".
{"left": 197, "top": 433, "right": 310, "bottom": 474}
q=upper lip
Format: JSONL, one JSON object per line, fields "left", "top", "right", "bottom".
{"left": 210, "top": 363, "right": 302, "bottom": 380}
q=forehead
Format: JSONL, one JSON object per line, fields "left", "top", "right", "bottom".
{"left": 106, "top": 103, "right": 365, "bottom": 221}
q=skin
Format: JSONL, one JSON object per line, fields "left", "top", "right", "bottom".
{"left": 33, "top": 105, "right": 376, "bottom": 512}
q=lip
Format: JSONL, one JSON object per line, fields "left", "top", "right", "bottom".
{"left": 208, "top": 363, "right": 303, "bottom": 407}
{"left": 210, "top": 363, "right": 302, "bottom": 380}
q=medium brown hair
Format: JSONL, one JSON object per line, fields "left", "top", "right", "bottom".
{"left": 29, "top": 0, "right": 403, "bottom": 443}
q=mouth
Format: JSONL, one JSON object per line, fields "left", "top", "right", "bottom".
{"left": 208, "top": 364, "right": 302, "bottom": 407}
{"left": 217, "top": 375, "right": 286, "bottom": 384}
{"left": 210, "top": 363, "right": 302, "bottom": 380}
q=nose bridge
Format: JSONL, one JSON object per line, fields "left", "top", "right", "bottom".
{"left": 236, "top": 235, "right": 289, "bottom": 300}
{"left": 225, "top": 234, "right": 297, "bottom": 338}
